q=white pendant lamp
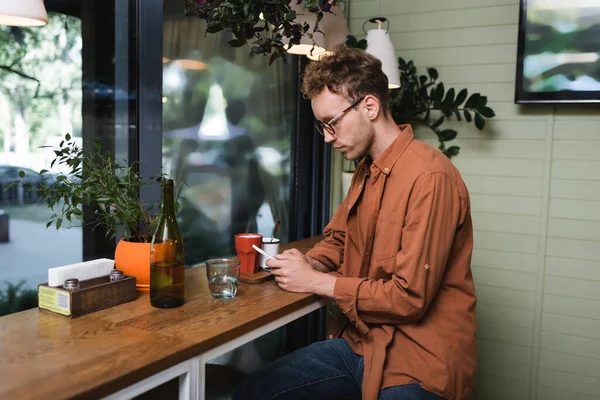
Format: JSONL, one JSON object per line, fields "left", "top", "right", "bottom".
{"left": 0, "top": 0, "right": 48, "bottom": 27}
{"left": 284, "top": 1, "right": 327, "bottom": 59}
{"left": 306, "top": 4, "right": 349, "bottom": 61}
{"left": 364, "top": 18, "right": 400, "bottom": 89}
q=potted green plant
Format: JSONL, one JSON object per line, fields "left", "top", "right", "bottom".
{"left": 9, "top": 134, "right": 173, "bottom": 291}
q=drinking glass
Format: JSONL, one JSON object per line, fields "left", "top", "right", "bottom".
{"left": 205, "top": 257, "right": 240, "bottom": 299}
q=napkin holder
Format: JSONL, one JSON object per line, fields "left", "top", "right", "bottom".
{"left": 38, "top": 274, "right": 137, "bottom": 318}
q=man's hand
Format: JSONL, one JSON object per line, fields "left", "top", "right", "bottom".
{"left": 278, "top": 248, "right": 332, "bottom": 273}
{"left": 267, "top": 249, "right": 336, "bottom": 297}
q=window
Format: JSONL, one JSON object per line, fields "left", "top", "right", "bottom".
{"left": 163, "top": 2, "right": 296, "bottom": 265}
{"left": 0, "top": 1, "right": 136, "bottom": 315}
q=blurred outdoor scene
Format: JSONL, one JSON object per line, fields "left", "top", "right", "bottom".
{"left": 523, "top": 0, "right": 600, "bottom": 92}
{"left": 1, "top": 6, "right": 295, "bottom": 315}
{"left": 0, "top": 14, "right": 83, "bottom": 314}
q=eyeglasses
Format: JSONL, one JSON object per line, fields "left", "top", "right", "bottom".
{"left": 315, "top": 96, "right": 365, "bottom": 136}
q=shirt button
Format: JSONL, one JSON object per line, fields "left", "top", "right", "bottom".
{"left": 328, "top": 335, "right": 334, "bottom": 339}
{"left": 358, "top": 184, "right": 362, "bottom": 189}
{"left": 424, "top": 264, "right": 430, "bottom": 270}
{"left": 347, "top": 205, "right": 351, "bottom": 210}
{"left": 384, "top": 167, "right": 389, "bottom": 172}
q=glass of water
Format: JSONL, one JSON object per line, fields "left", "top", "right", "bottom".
{"left": 205, "top": 257, "right": 240, "bottom": 299}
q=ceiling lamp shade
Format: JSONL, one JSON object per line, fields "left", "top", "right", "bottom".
{"left": 306, "top": 5, "right": 349, "bottom": 61}
{"left": 0, "top": 0, "right": 47, "bottom": 27}
{"left": 364, "top": 18, "right": 400, "bottom": 89}
{"left": 284, "top": 1, "right": 327, "bottom": 59}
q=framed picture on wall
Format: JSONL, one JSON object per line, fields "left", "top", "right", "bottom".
{"left": 515, "top": 0, "right": 600, "bottom": 103}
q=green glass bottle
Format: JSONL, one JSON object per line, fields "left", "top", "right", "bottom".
{"left": 150, "top": 179, "right": 185, "bottom": 308}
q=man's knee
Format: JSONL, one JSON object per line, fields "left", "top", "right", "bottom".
{"left": 231, "top": 339, "right": 354, "bottom": 400}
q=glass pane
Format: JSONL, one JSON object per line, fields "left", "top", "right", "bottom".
{"left": 163, "top": 3, "right": 296, "bottom": 265}
{"left": 0, "top": 1, "right": 135, "bottom": 316}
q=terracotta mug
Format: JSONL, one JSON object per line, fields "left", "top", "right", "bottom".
{"left": 235, "top": 233, "right": 263, "bottom": 274}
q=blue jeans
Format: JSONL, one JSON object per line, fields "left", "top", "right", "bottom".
{"left": 232, "top": 338, "right": 444, "bottom": 400}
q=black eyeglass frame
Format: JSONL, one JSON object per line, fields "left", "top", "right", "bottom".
{"left": 315, "top": 96, "right": 365, "bottom": 136}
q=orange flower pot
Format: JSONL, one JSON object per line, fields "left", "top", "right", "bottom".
{"left": 114, "top": 239, "right": 151, "bottom": 292}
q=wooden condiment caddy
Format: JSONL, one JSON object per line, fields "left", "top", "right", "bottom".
{"left": 38, "top": 272, "right": 137, "bottom": 318}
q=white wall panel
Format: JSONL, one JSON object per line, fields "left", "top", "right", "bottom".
{"left": 545, "top": 257, "right": 600, "bottom": 282}
{"left": 472, "top": 213, "right": 540, "bottom": 235}
{"left": 538, "top": 368, "right": 600, "bottom": 398}
{"left": 472, "top": 247, "right": 538, "bottom": 271}
{"left": 477, "top": 321, "right": 533, "bottom": 346}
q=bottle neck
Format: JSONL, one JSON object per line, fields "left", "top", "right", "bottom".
{"left": 161, "top": 180, "right": 175, "bottom": 217}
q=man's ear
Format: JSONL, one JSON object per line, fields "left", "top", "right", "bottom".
{"left": 363, "top": 95, "right": 380, "bottom": 121}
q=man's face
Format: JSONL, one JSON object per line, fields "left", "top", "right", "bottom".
{"left": 311, "top": 88, "right": 374, "bottom": 161}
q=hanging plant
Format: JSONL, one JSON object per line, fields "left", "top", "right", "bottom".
{"left": 185, "top": 0, "right": 337, "bottom": 64}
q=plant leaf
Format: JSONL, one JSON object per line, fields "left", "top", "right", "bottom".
{"left": 465, "top": 93, "right": 480, "bottom": 109}
{"left": 455, "top": 89, "right": 467, "bottom": 106}
{"left": 442, "top": 88, "right": 455, "bottom": 106}
{"left": 478, "top": 106, "right": 495, "bottom": 118}
{"left": 431, "top": 116, "right": 444, "bottom": 130}
{"left": 346, "top": 35, "right": 357, "bottom": 47}
{"left": 206, "top": 22, "right": 223, "bottom": 33}
{"left": 432, "top": 83, "right": 444, "bottom": 103}
{"left": 427, "top": 67, "right": 438, "bottom": 81}
{"left": 439, "top": 129, "right": 458, "bottom": 141}
{"left": 445, "top": 146, "right": 460, "bottom": 158}
{"left": 475, "top": 113, "right": 486, "bottom": 130}
{"left": 477, "top": 95, "right": 488, "bottom": 108}
{"left": 228, "top": 37, "right": 247, "bottom": 47}
{"left": 398, "top": 57, "right": 407, "bottom": 69}
{"left": 453, "top": 109, "right": 462, "bottom": 121}
{"left": 464, "top": 110, "right": 472, "bottom": 122}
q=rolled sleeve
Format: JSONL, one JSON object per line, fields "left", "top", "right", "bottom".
{"left": 305, "top": 236, "right": 343, "bottom": 272}
{"left": 334, "top": 277, "right": 369, "bottom": 334}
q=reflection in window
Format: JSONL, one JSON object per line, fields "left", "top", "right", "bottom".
{"left": 0, "top": 13, "right": 83, "bottom": 312}
{"left": 163, "top": 8, "right": 295, "bottom": 266}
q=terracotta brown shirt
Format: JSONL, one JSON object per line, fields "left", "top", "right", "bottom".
{"left": 306, "top": 125, "right": 477, "bottom": 400}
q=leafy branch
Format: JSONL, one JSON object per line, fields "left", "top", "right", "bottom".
{"left": 0, "top": 65, "right": 41, "bottom": 97}
{"left": 184, "top": 0, "right": 331, "bottom": 64}
{"left": 389, "top": 58, "right": 495, "bottom": 158}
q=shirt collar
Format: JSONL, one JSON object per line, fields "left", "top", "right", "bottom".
{"left": 358, "top": 124, "right": 415, "bottom": 176}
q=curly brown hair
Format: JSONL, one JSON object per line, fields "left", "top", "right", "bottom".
{"left": 301, "top": 44, "right": 389, "bottom": 114}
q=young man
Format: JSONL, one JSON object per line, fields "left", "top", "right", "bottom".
{"left": 233, "top": 45, "right": 476, "bottom": 400}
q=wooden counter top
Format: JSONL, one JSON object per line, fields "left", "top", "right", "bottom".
{"left": 0, "top": 235, "right": 325, "bottom": 400}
